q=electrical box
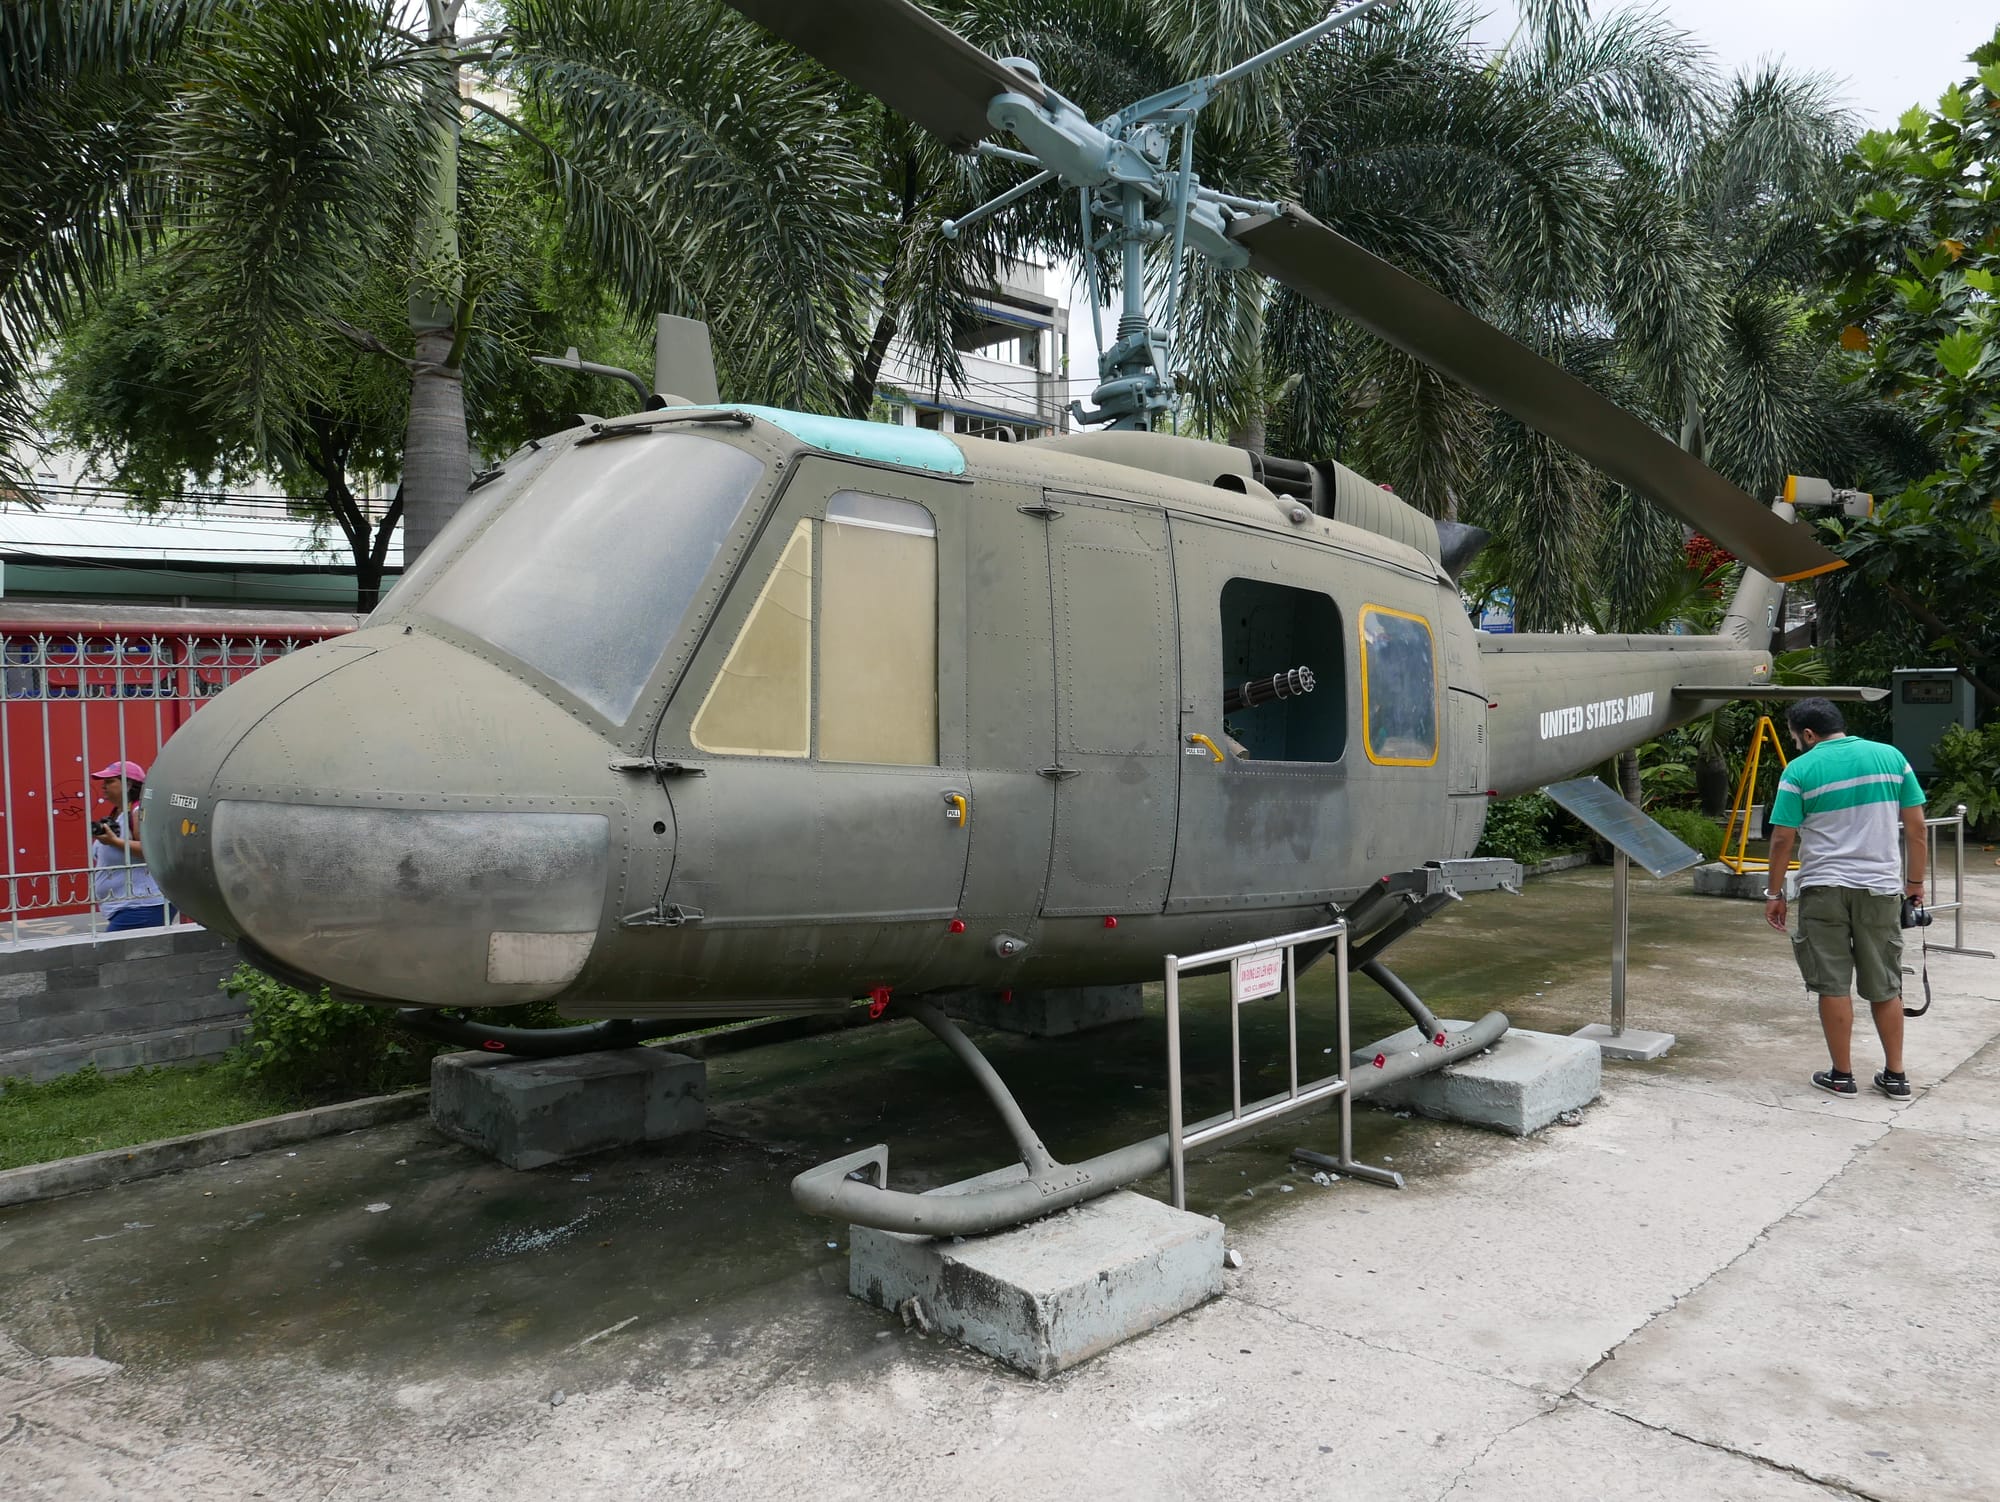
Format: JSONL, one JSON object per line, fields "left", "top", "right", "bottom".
{"left": 1891, "top": 668, "right": 1976, "bottom": 778}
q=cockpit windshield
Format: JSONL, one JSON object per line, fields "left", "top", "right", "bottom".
{"left": 416, "top": 432, "right": 766, "bottom": 722}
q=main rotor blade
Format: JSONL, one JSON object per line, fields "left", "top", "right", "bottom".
{"left": 1231, "top": 207, "right": 1844, "bottom": 583}
{"left": 723, "top": 0, "right": 1043, "bottom": 151}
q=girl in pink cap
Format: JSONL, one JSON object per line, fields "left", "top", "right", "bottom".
{"left": 91, "top": 760, "right": 165, "bottom": 931}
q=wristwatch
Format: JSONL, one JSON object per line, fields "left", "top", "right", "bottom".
{"left": 1764, "top": 890, "right": 1783, "bottom": 900}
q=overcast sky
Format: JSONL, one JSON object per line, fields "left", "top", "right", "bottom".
{"left": 1063, "top": 3, "right": 1995, "bottom": 391}
{"left": 1471, "top": 2, "right": 1995, "bottom": 128}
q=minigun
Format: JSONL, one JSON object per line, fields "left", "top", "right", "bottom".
{"left": 1223, "top": 665, "right": 1315, "bottom": 715}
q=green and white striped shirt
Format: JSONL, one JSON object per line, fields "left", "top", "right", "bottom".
{"left": 1768, "top": 734, "right": 1925, "bottom": 893}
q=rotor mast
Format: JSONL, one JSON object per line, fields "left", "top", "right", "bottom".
{"left": 938, "top": 0, "right": 1395, "bottom": 430}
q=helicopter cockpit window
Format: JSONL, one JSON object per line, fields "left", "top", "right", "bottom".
{"left": 817, "top": 493, "right": 938, "bottom": 765}
{"left": 690, "top": 521, "right": 813, "bottom": 757}
{"left": 690, "top": 492, "right": 938, "bottom": 765}
{"left": 1218, "top": 579, "right": 1346, "bottom": 763}
{"left": 1359, "top": 604, "right": 1439, "bottom": 766}
{"left": 419, "top": 433, "right": 765, "bottom": 723}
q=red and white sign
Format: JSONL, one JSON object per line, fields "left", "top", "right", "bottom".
{"left": 1231, "top": 948, "right": 1285, "bottom": 1004}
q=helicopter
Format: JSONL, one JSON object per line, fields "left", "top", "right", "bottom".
{"left": 141, "top": 0, "right": 1877, "bottom": 1231}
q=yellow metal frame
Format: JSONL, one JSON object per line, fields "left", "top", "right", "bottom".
{"left": 1720, "top": 715, "right": 1800, "bottom": 876}
{"left": 1357, "top": 604, "right": 1439, "bottom": 767}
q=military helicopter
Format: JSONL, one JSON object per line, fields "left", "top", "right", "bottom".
{"left": 142, "top": 0, "right": 1871, "bottom": 1232}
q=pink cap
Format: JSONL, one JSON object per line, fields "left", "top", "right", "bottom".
{"left": 91, "top": 760, "right": 147, "bottom": 781}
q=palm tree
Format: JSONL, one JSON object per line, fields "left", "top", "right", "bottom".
{"left": 3, "top": 0, "right": 884, "bottom": 561}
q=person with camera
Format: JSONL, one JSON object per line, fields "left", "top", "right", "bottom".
{"left": 89, "top": 759, "right": 165, "bottom": 932}
{"left": 1762, "top": 699, "right": 1927, "bottom": 1100}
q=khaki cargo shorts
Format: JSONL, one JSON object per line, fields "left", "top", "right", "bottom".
{"left": 1792, "top": 886, "right": 1904, "bottom": 1002}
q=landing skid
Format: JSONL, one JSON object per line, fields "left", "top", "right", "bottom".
{"left": 792, "top": 994, "right": 1509, "bottom": 1236}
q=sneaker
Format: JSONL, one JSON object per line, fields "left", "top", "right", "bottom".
{"left": 1873, "top": 1070, "right": 1912, "bottom": 1101}
{"left": 1812, "top": 1069, "right": 1858, "bottom": 1096}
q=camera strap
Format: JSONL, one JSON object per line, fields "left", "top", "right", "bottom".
{"left": 1904, "top": 927, "right": 1932, "bottom": 1019}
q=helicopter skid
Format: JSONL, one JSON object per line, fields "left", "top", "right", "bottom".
{"left": 793, "top": 998, "right": 1508, "bottom": 1236}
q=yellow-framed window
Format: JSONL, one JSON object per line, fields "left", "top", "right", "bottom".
{"left": 1358, "top": 604, "right": 1438, "bottom": 767}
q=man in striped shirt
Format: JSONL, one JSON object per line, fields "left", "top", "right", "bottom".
{"left": 1764, "top": 698, "right": 1928, "bottom": 1100}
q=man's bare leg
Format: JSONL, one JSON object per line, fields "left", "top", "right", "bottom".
{"left": 1870, "top": 997, "right": 1905, "bottom": 1076}
{"left": 1818, "top": 993, "right": 1854, "bottom": 1074}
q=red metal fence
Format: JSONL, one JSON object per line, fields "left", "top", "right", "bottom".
{"left": 0, "top": 606, "right": 357, "bottom": 938}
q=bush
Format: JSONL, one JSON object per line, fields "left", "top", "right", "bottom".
{"left": 1929, "top": 719, "right": 2000, "bottom": 837}
{"left": 1648, "top": 806, "right": 1725, "bottom": 862}
{"left": 223, "top": 965, "right": 432, "bottom": 1102}
{"left": 1475, "top": 792, "right": 1559, "bottom": 864}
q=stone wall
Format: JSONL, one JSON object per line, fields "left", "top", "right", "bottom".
{"left": 0, "top": 927, "right": 244, "bottom": 1087}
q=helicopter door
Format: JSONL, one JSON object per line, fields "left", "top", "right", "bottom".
{"left": 1166, "top": 521, "right": 1353, "bottom": 911}
{"left": 663, "top": 462, "right": 970, "bottom": 965}
{"left": 1040, "top": 493, "right": 1180, "bottom": 916}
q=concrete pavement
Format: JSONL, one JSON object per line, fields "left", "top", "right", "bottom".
{"left": 2, "top": 864, "right": 1996, "bottom": 1500}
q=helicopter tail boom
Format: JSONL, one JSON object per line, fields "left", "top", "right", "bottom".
{"left": 1480, "top": 630, "right": 1774, "bottom": 798}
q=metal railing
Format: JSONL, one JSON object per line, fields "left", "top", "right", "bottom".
{"left": 0, "top": 627, "right": 332, "bottom": 943}
{"left": 1921, "top": 804, "right": 1993, "bottom": 958}
{"left": 1163, "top": 920, "right": 1400, "bottom": 1209}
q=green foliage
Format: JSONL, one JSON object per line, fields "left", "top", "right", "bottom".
{"left": 223, "top": 964, "right": 431, "bottom": 1101}
{"left": 1647, "top": 806, "right": 1726, "bottom": 862}
{"left": 221, "top": 963, "right": 593, "bottom": 1104}
{"left": 1475, "top": 792, "right": 1565, "bottom": 865}
{"left": 1928, "top": 718, "right": 2000, "bottom": 834}
{"left": 1820, "top": 26, "right": 2000, "bottom": 718}
{"left": 0, "top": 1061, "right": 298, "bottom": 1171}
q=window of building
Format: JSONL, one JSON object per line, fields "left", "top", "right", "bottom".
{"left": 1218, "top": 579, "right": 1346, "bottom": 763}
{"left": 1359, "top": 604, "right": 1438, "bottom": 766}
{"left": 818, "top": 493, "right": 937, "bottom": 765}
{"left": 690, "top": 521, "right": 813, "bottom": 757}
{"left": 690, "top": 494, "right": 938, "bottom": 766}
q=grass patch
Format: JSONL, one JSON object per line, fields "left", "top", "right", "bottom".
{"left": 0, "top": 1064, "right": 303, "bottom": 1172}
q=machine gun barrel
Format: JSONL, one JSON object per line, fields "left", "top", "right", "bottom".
{"left": 1223, "top": 665, "right": 1315, "bottom": 714}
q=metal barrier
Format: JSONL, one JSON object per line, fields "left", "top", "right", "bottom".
{"left": 1163, "top": 920, "right": 1400, "bottom": 1210}
{"left": 1922, "top": 804, "right": 1994, "bottom": 958}
{"left": 0, "top": 625, "right": 341, "bottom": 942}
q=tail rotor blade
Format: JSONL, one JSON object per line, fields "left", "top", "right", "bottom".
{"left": 723, "top": 0, "right": 1043, "bottom": 151}
{"left": 1230, "top": 206, "right": 1844, "bottom": 583}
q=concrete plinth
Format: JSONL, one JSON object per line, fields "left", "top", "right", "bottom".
{"left": 939, "top": 984, "right": 1146, "bottom": 1038}
{"left": 1368, "top": 1023, "right": 1600, "bottom": 1136}
{"left": 849, "top": 1167, "right": 1223, "bottom": 1378}
{"left": 430, "top": 1047, "right": 705, "bottom": 1170}
{"left": 1573, "top": 1022, "right": 1677, "bottom": 1061}
{"left": 1692, "top": 862, "right": 1775, "bottom": 900}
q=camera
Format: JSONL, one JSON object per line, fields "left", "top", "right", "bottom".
{"left": 90, "top": 817, "right": 115, "bottom": 840}
{"left": 1900, "top": 895, "right": 1932, "bottom": 930}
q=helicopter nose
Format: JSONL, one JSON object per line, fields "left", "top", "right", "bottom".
{"left": 144, "top": 635, "right": 617, "bottom": 1006}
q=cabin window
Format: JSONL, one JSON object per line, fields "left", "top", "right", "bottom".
{"left": 420, "top": 432, "right": 765, "bottom": 722}
{"left": 1218, "top": 579, "right": 1346, "bottom": 763}
{"left": 690, "top": 521, "right": 813, "bottom": 757}
{"left": 690, "top": 493, "right": 938, "bottom": 765}
{"left": 1359, "top": 604, "right": 1438, "bottom": 766}
{"left": 817, "top": 493, "right": 938, "bottom": 765}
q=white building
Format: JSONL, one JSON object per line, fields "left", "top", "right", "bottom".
{"left": 874, "top": 258, "right": 1071, "bottom": 441}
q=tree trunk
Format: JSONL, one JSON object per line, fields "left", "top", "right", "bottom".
{"left": 1618, "top": 747, "right": 1642, "bottom": 806}
{"left": 401, "top": 1, "right": 467, "bottom": 567}
{"left": 401, "top": 328, "right": 467, "bottom": 562}
{"left": 1696, "top": 748, "right": 1731, "bottom": 818}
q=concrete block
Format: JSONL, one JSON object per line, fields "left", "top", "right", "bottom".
{"left": 1691, "top": 862, "right": 1774, "bottom": 901}
{"left": 940, "top": 984, "right": 1146, "bottom": 1038}
{"left": 1573, "top": 1023, "right": 1676, "bottom": 1061}
{"left": 849, "top": 1168, "right": 1223, "bottom": 1378}
{"left": 0, "top": 972, "right": 48, "bottom": 999}
{"left": 430, "top": 1047, "right": 706, "bottom": 1170}
{"left": 1369, "top": 1023, "right": 1601, "bottom": 1136}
